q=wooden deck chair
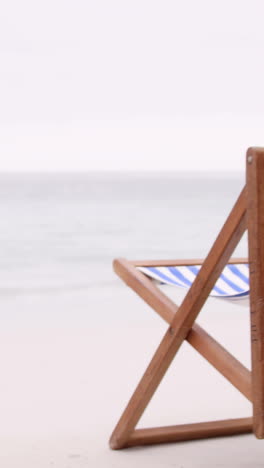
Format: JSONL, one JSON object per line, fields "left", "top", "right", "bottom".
{"left": 109, "top": 147, "right": 264, "bottom": 450}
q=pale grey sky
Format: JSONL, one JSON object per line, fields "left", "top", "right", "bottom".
{"left": 1, "top": 0, "right": 264, "bottom": 171}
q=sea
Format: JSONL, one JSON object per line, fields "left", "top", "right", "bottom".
{"left": 0, "top": 172, "right": 247, "bottom": 295}
{"left": 0, "top": 171, "right": 252, "bottom": 458}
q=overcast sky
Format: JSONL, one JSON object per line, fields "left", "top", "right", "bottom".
{"left": 1, "top": 0, "right": 264, "bottom": 172}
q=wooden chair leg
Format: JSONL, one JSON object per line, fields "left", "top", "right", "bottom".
{"left": 247, "top": 147, "right": 264, "bottom": 439}
{"left": 110, "top": 188, "right": 247, "bottom": 449}
{"left": 187, "top": 325, "right": 252, "bottom": 402}
{"left": 124, "top": 418, "right": 253, "bottom": 448}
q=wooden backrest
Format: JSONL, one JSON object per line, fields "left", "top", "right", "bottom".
{"left": 247, "top": 147, "right": 264, "bottom": 438}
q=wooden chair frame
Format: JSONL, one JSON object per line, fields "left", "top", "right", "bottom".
{"left": 109, "top": 148, "right": 264, "bottom": 449}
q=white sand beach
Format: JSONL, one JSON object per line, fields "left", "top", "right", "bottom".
{"left": 0, "top": 283, "right": 263, "bottom": 468}
{"left": 0, "top": 172, "right": 261, "bottom": 467}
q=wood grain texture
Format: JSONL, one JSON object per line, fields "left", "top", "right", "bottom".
{"left": 187, "top": 324, "right": 252, "bottom": 402}
{"left": 113, "top": 258, "right": 179, "bottom": 324}
{"left": 247, "top": 147, "right": 264, "bottom": 438}
{"left": 131, "top": 257, "right": 248, "bottom": 267}
{"left": 125, "top": 418, "right": 253, "bottom": 447}
{"left": 110, "top": 188, "right": 247, "bottom": 449}
{"left": 114, "top": 260, "right": 252, "bottom": 401}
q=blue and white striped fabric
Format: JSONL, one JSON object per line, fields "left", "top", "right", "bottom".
{"left": 138, "top": 264, "right": 249, "bottom": 298}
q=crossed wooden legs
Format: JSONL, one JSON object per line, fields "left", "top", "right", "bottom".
{"left": 109, "top": 148, "right": 264, "bottom": 449}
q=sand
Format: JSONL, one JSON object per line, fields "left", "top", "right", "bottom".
{"left": 0, "top": 284, "right": 262, "bottom": 467}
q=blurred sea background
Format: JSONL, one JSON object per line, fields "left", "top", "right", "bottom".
{"left": 0, "top": 171, "right": 254, "bottom": 467}
{"left": 0, "top": 172, "right": 247, "bottom": 294}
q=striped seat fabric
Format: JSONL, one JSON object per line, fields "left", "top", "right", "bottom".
{"left": 138, "top": 263, "right": 249, "bottom": 298}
